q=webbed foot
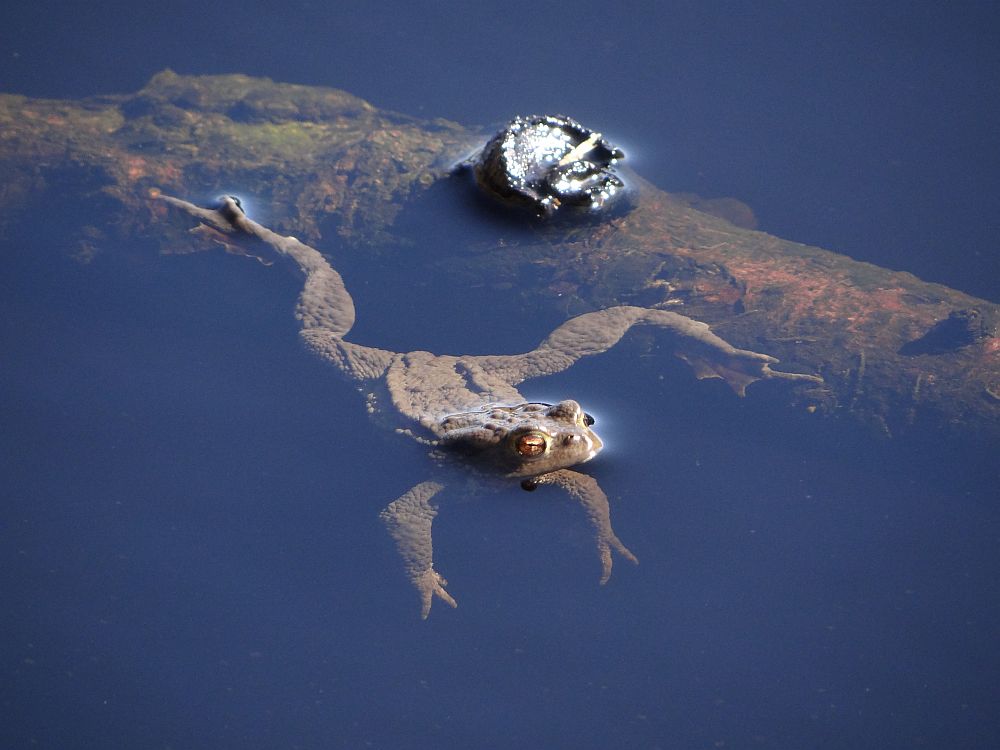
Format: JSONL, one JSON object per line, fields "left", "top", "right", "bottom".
{"left": 678, "top": 347, "right": 823, "bottom": 397}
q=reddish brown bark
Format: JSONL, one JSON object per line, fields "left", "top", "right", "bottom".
{"left": 1, "top": 72, "right": 996, "bottom": 439}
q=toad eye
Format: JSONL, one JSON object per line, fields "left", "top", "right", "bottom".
{"left": 583, "top": 412, "right": 595, "bottom": 426}
{"left": 514, "top": 432, "right": 548, "bottom": 458}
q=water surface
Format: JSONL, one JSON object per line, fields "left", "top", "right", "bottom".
{"left": 1, "top": 3, "right": 998, "bottom": 748}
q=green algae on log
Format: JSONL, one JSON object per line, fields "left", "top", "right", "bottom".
{"left": 0, "top": 71, "right": 996, "bottom": 439}
{"left": 0, "top": 70, "right": 478, "bottom": 246}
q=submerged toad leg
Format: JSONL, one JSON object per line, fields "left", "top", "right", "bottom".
{"left": 157, "top": 194, "right": 356, "bottom": 337}
{"left": 380, "top": 481, "right": 457, "bottom": 619}
{"left": 479, "top": 305, "right": 822, "bottom": 396}
{"left": 156, "top": 193, "right": 396, "bottom": 381}
{"left": 527, "top": 469, "right": 638, "bottom": 584}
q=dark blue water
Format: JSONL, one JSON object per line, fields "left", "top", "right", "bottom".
{"left": 2, "top": 3, "right": 999, "bottom": 749}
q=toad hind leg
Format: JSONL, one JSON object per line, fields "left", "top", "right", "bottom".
{"left": 479, "top": 305, "right": 822, "bottom": 396}
{"left": 527, "top": 469, "right": 638, "bottom": 584}
{"left": 380, "top": 481, "right": 457, "bottom": 619}
{"left": 156, "top": 193, "right": 396, "bottom": 382}
{"left": 157, "top": 193, "right": 357, "bottom": 338}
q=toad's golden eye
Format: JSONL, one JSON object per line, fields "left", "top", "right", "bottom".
{"left": 514, "top": 432, "right": 547, "bottom": 458}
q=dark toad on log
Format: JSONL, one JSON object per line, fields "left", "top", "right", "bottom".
{"left": 472, "top": 114, "right": 626, "bottom": 216}
{"left": 157, "top": 193, "right": 822, "bottom": 618}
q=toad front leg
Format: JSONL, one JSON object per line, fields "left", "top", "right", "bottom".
{"left": 526, "top": 469, "right": 638, "bottom": 584}
{"left": 380, "top": 481, "right": 457, "bottom": 619}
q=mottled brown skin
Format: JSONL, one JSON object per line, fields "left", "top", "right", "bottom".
{"left": 158, "top": 193, "right": 821, "bottom": 618}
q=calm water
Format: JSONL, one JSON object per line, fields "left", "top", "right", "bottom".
{"left": 2, "top": 2, "right": 999, "bottom": 749}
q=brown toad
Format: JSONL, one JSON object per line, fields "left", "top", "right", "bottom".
{"left": 158, "top": 193, "right": 821, "bottom": 618}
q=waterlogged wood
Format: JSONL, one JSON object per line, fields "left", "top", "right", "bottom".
{"left": 0, "top": 70, "right": 478, "bottom": 247}
{"left": 0, "top": 71, "right": 996, "bottom": 438}
{"left": 522, "top": 173, "right": 1000, "bottom": 439}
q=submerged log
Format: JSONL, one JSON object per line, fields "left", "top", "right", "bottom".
{"left": 1, "top": 71, "right": 996, "bottom": 439}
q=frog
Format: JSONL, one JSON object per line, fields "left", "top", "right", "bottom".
{"left": 156, "top": 192, "right": 822, "bottom": 618}
{"left": 472, "top": 114, "right": 627, "bottom": 216}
